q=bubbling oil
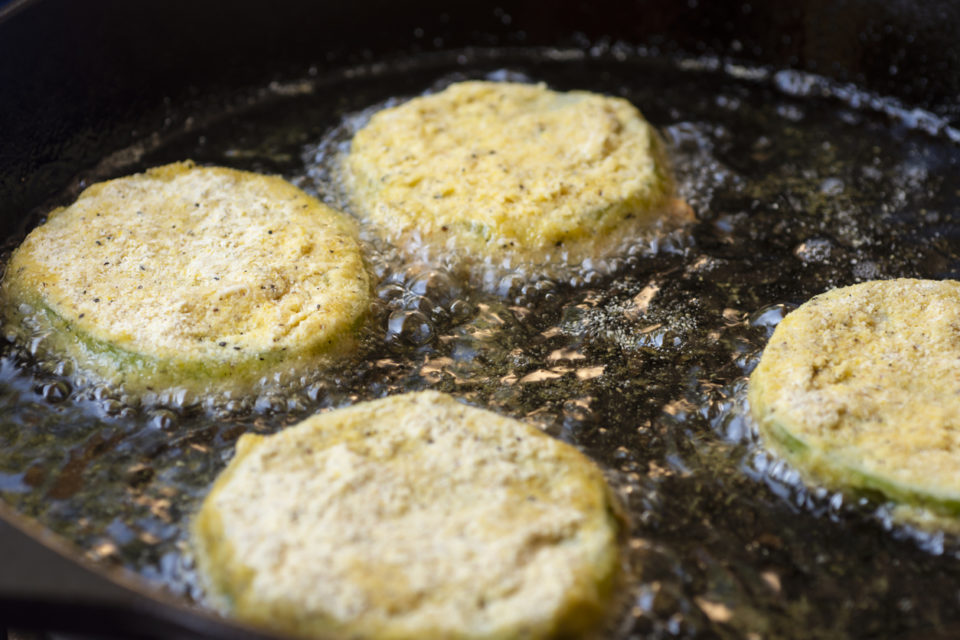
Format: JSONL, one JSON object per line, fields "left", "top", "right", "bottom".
{"left": 0, "top": 47, "right": 959, "bottom": 639}
{"left": 301, "top": 77, "right": 694, "bottom": 293}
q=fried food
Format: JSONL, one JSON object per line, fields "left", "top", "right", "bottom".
{"left": 345, "top": 81, "right": 690, "bottom": 284}
{"left": 1, "top": 161, "right": 371, "bottom": 399}
{"left": 193, "top": 390, "right": 623, "bottom": 639}
{"left": 749, "top": 279, "right": 960, "bottom": 522}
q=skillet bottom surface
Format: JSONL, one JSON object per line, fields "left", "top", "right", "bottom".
{"left": 1, "top": 49, "right": 960, "bottom": 639}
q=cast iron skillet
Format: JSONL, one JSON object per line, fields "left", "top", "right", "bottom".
{"left": 0, "top": 1, "right": 959, "bottom": 638}
{"left": 0, "top": 499, "right": 277, "bottom": 639}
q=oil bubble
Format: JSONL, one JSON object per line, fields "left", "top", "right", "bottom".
{"left": 496, "top": 273, "right": 525, "bottom": 299}
{"left": 40, "top": 381, "right": 71, "bottom": 403}
{"left": 100, "top": 398, "right": 125, "bottom": 417}
{"left": 148, "top": 409, "right": 178, "bottom": 431}
{"left": 397, "top": 292, "right": 434, "bottom": 316}
{"left": 387, "top": 310, "right": 434, "bottom": 346}
{"left": 407, "top": 267, "right": 459, "bottom": 303}
{"left": 376, "top": 282, "right": 404, "bottom": 303}
{"left": 448, "top": 299, "right": 475, "bottom": 323}
{"left": 254, "top": 394, "right": 287, "bottom": 415}
{"left": 210, "top": 402, "right": 241, "bottom": 420}
{"left": 748, "top": 303, "right": 794, "bottom": 333}
{"left": 50, "top": 359, "right": 73, "bottom": 377}
{"left": 562, "top": 398, "right": 598, "bottom": 438}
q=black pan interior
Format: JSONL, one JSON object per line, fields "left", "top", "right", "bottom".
{"left": 3, "top": 0, "right": 959, "bottom": 228}
{"left": 2, "top": 2, "right": 960, "bottom": 639}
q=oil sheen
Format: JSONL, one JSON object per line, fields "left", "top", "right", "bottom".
{"left": 0, "top": 48, "right": 959, "bottom": 639}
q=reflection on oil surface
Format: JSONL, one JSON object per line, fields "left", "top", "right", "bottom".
{"left": 1, "top": 48, "right": 960, "bottom": 639}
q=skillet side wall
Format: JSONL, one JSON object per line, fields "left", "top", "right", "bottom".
{"left": 0, "top": 0, "right": 959, "bottom": 233}
{"left": 0, "top": 0, "right": 958, "bottom": 637}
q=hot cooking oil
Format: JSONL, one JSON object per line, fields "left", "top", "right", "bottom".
{"left": 0, "top": 47, "right": 958, "bottom": 639}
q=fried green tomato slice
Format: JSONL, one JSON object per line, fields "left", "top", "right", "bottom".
{"left": 193, "top": 391, "right": 624, "bottom": 640}
{"left": 749, "top": 279, "right": 960, "bottom": 522}
{"left": 344, "top": 81, "right": 691, "bottom": 280}
{"left": 1, "top": 161, "right": 371, "bottom": 399}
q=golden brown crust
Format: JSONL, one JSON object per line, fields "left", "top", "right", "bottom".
{"left": 344, "top": 81, "right": 691, "bottom": 281}
{"left": 193, "top": 391, "right": 623, "bottom": 640}
{"left": 1, "top": 161, "right": 372, "bottom": 397}
{"left": 749, "top": 279, "right": 960, "bottom": 521}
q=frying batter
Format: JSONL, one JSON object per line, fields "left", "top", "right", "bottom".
{"left": 749, "top": 279, "right": 960, "bottom": 523}
{"left": 344, "top": 81, "right": 690, "bottom": 285}
{"left": 192, "top": 390, "right": 623, "bottom": 639}
{"left": 1, "top": 161, "right": 372, "bottom": 400}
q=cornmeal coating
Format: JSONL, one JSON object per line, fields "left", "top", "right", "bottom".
{"left": 193, "top": 391, "right": 623, "bottom": 640}
{"left": 345, "top": 81, "right": 689, "bottom": 278}
{"left": 749, "top": 279, "right": 960, "bottom": 520}
{"left": 1, "top": 161, "right": 371, "bottom": 397}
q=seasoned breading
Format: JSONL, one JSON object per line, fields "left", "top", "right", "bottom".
{"left": 193, "top": 391, "right": 623, "bottom": 640}
{"left": 345, "top": 81, "right": 690, "bottom": 282}
{"left": 749, "top": 279, "right": 960, "bottom": 521}
{"left": 1, "top": 161, "right": 372, "bottom": 398}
